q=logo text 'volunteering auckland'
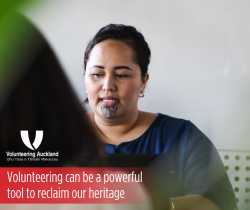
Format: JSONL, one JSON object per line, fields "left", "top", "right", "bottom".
{"left": 6, "top": 131, "right": 59, "bottom": 162}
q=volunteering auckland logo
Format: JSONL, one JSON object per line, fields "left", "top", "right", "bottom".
{"left": 21, "top": 130, "right": 43, "bottom": 150}
{"left": 6, "top": 130, "right": 59, "bottom": 162}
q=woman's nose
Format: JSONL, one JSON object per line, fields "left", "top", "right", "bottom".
{"left": 102, "top": 75, "right": 116, "bottom": 92}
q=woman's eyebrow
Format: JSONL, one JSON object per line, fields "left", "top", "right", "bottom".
{"left": 114, "top": 66, "right": 133, "bottom": 71}
{"left": 92, "top": 65, "right": 132, "bottom": 71}
{"left": 93, "top": 65, "right": 104, "bottom": 69}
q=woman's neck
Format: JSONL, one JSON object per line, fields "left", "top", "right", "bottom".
{"left": 93, "top": 109, "right": 142, "bottom": 145}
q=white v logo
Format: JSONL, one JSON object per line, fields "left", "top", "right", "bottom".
{"left": 20, "top": 130, "right": 43, "bottom": 150}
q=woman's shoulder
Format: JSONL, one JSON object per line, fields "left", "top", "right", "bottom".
{"left": 140, "top": 112, "right": 192, "bottom": 137}
{"left": 155, "top": 113, "right": 213, "bottom": 148}
{"left": 154, "top": 113, "right": 206, "bottom": 140}
{"left": 143, "top": 112, "right": 208, "bottom": 145}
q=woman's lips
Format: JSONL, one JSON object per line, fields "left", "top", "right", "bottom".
{"left": 100, "top": 98, "right": 119, "bottom": 106}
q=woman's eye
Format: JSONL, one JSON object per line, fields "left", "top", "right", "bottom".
{"left": 116, "top": 74, "right": 129, "bottom": 78}
{"left": 92, "top": 74, "right": 102, "bottom": 78}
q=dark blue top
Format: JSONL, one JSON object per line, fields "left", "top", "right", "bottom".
{"left": 105, "top": 113, "right": 237, "bottom": 210}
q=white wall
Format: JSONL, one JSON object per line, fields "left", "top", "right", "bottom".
{"left": 19, "top": 0, "right": 250, "bottom": 150}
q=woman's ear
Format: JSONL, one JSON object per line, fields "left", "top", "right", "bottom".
{"left": 141, "top": 73, "right": 149, "bottom": 91}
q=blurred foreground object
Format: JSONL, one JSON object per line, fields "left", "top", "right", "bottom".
{"left": 0, "top": 11, "right": 103, "bottom": 166}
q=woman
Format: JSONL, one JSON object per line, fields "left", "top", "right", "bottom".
{"left": 84, "top": 24, "right": 237, "bottom": 210}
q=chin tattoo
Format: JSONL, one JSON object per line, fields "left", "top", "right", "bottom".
{"left": 101, "top": 105, "right": 118, "bottom": 119}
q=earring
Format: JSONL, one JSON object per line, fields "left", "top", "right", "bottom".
{"left": 139, "top": 91, "right": 144, "bottom": 98}
{"left": 86, "top": 90, "right": 88, "bottom": 95}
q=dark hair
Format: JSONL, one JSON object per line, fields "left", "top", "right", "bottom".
{"left": 0, "top": 13, "right": 104, "bottom": 167}
{"left": 84, "top": 24, "right": 151, "bottom": 75}
{"left": 83, "top": 24, "right": 151, "bottom": 103}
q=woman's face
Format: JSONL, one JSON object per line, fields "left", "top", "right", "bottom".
{"left": 85, "top": 40, "right": 148, "bottom": 121}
